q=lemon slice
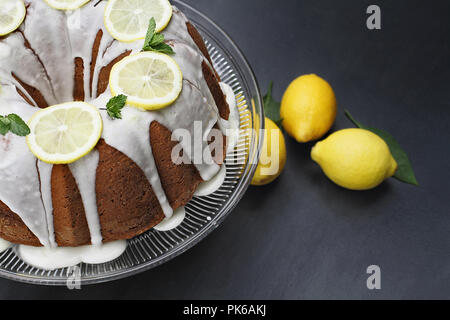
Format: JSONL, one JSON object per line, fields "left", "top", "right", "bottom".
{"left": 0, "top": 0, "right": 26, "bottom": 36}
{"left": 109, "top": 52, "right": 183, "bottom": 110}
{"left": 26, "top": 102, "right": 103, "bottom": 164}
{"left": 43, "top": 0, "right": 91, "bottom": 11}
{"left": 104, "top": 0, "right": 172, "bottom": 42}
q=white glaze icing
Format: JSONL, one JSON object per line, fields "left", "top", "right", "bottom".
{"left": 66, "top": 1, "right": 107, "bottom": 99}
{"left": 171, "top": 41, "right": 218, "bottom": 118}
{"left": 194, "top": 164, "right": 227, "bottom": 197}
{"left": 0, "top": 32, "right": 57, "bottom": 105}
{"left": 0, "top": 238, "right": 11, "bottom": 253}
{"left": 0, "top": 2, "right": 230, "bottom": 258}
{"left": 158, "top": 80, "right": 220, "bottom": 181}
{"left": 164, "top": 7, "right": 199, "bottom": 50}
{"left": 0, "top": 85, "right": 51, "bottom": 247}
{"left": 69, "top": 150, "right": 102, "bottom": 245}
{"left": 21, "top": 1, "right": 74, "bottom": 103}
{"left": 37, "top": 161, "right": 57, "bottom": 248}
{"left": 154, "top": 207, "right": 186, "bottom": 232}
{"left": 219, "top": 83, "right": 240, "bottom": 153}
{"left": 93, "top": 92, "right": 174, "bottom": 218}
{"left": 17, "top": 240, "right": 127, "bottom": 270}
{"left": 192, "top": 84, "right": 239, "bottom": 197}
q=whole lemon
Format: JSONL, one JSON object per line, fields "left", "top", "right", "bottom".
{"left": 311, "top": 128, "right": 398, "bottom": 190}
{"left": 281, "top": 74, "right": 337, "bottom": 143}
{"left": 251, "top": 117, "right": 287, "bottom": 186}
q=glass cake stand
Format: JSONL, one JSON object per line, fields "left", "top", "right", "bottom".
{"left": 0, "top": 0, "right": 264, "bottom": 286}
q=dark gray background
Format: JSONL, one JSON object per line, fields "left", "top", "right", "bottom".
{"left": 1, "top": 0, "right": 449, "bottom": 299}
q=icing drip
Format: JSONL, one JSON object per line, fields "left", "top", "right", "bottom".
{"left": 192, "top": 84, "right": 239, "bottom": 196}
{"left": 171, "top": 41, "right": 218, "bottom": 117}
{"left": 194, "top": 164, "right": 227, "bottom": 197}
{"left": 69, "top": 150, "right": 102, "bottom": 245}
{"left": 21, "top": 1, "right": 74, "bottom": 102}
{"left": 93, "top": 93, "right": 174, "bottom": 218}
{"left": 66, "top": 3, "right": 101, "bottom": 99}
{"left": 88, "top": 2, "right": 143, "bottom": 99}
{"left": 0, "top": 86, "right": 51, "bottom": 246}
{"left": 164, "top": 7, "right": 205, "bottom": 58}
{"left": 17, "top": 240, "right": 127, "bottom": 270}
{"left": 37, "top": 161, "right": 57, "bottom": 248}
{"left": 0, "top": 33, "right": 57, "bottom": 105}
{"left": 0, "top": 238, "right": 11, "bottom": 253}
{"left": 154, "top": 207, "right": 186, "bottom": 232}
{"left": 192, "top": 83, "right": 239, "bottom": 196}
{"left": 65, "top": 1, "right": 130, "bottom": 99}
{"left": 219, "top": 83, "right": 240, "bottom": 153}
{"left": 158, "top": 81, "right": 220, "bottom": 181}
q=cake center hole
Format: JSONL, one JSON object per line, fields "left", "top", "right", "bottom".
{"left": 134, "top": 9, "right": 143, "bottom": 15}
{"left": 58, "top": 125, "right": 68, "bottom": 132}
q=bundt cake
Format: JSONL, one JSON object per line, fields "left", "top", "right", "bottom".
{"left": 0, "top": 0, "right": 237, "bottom": 253}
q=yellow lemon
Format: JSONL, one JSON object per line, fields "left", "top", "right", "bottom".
{"left": 311, "top": 128, "right": 398, "bottom": 190}
{"left": 251, "top": 117, "right": 287, "bottom": 186}
{"left": 281, "top": 74, "right": 337, "bottom": 143}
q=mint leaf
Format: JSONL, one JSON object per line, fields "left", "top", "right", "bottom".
{"left": 144, "top": 17, "right": 157, "bottom": 48}
{"left": 0, "top": 116, "right": 11, "bottom": 135}
{"left": 150, "top": 33, "right": 164, "bottom": 46}
{"left": 7, "top": 114, "right": 30, "bottom": 136}
{"left": 263, "top": 82, "right": 283, "bottom": 127}
{"left": 148, "top": 42, "right": 175, "bottom": 55}
{"left": 345, "top": 110, "right": 418, "bottom": 186}
{"left": 0, "top": 114, "right": 30, "bottom": 136}
{"left": 142, "top": 17, "right": 175, "bottom": 54}
{"left": 107, "top": 95, "right": 128, "bottom": 120}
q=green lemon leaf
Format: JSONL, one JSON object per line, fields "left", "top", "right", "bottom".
{"left": 263, "top": 82, "right": 283, "bottom": 127}
{"left": 7, "top": 114, "right": 30, "bottom": 136}
{"left": 345, "top": 110, "right": 418, "bottom": 186}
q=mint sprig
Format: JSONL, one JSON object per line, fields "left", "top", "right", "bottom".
{"left": 345, "top": 110, "right": 418, "bottom": 186}
{"left": 106, "top": 95, "right": 127, "bottom": 120}
{"left": 142, "top": 17, "right": 175, "bottom": 54}
{"left": 0, "top": 114, "right": 30, "bottom": 136}
{"left": 263, "top": 82, "right": 283, "bottom": 127}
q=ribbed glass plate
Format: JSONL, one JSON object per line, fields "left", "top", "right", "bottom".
{"left": 0, "top": 0, "right": 264, "bottom": 286}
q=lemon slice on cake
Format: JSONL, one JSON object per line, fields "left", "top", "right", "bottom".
{"left": 26, "top": 102, "right": 103, "bottom": 164}
{"left": 43, "top": 0, "right": 91, "bottom": 11}
{"left": 104, "top": 0, "right": 172, "bottom": 42}
{"left": 0, "top": 0, "right": 26, "bottom": 36}
{"left": 109, "top": 52, "right": 182, "bottom": 110}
